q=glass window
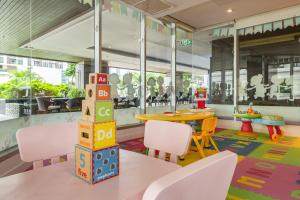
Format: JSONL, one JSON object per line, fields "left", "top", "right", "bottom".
{"left": 0, "top": 0, "right": 94, "bottom": 154}
{"left": 146, "top": 17, "right": 172, "bottom": 113}
{"left": 0, "top": 57, "right": 4, "bottom": 64}
{"left": 17, "top": 59, "right": 23, "bottom": 65}
{"left": 7, "top": 57, "right": 17, "bottom": 65}
{"left": 102, "top": 0, "right": 141, "bottom": 126}
{"left": 238, "top": 23, "right": 300, "bottom": 106}
{"left": 0, "top": 1, "right": 32, "bottom": 153}
{"left": 33, "top": 60, "right": 41, "bottom": 67}
{"left": 193, "top": 26, "right": 234, "bottom": 105}
{"left": 176, "top": 28, "right": 194, "bottom": 108}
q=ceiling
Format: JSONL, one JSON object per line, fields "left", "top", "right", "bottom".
{"left": 153, "top": 0, "right": 300, "bottom": 28}
{"left": 0, "top": 0, "right": 90, "bottom": 63}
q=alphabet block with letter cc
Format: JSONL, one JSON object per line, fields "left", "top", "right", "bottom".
{"left": 82, "top": 100, "right": 114, "bottom": 122}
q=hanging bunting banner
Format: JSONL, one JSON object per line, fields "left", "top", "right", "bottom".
{"left": 112, "top": 1, "right": 120, "bottom": 13}
{"left": 88, "top": 0, "right": 175, "bottom": 36}
{"left": 120, "top": 4, "right": 128, "bottom": 16}
{"left": 132, "top": 10, "right": 139, "bottom": 20}
{"left": 157, "top": 23, "right": 164, "bottom": 32}
{"left": 103, "top": 0, "right": 112, "bottom": 11}
{"left": 152, "top": 21, "right": 158, "bottom": 31}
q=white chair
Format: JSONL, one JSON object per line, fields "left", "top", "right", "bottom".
{"left": 144, "top": 120, "right": 193, "bottom": 163}
{"left": 16, "top": 122, "right": 77, "bottom": 169}
{"left": 143, "top": 151, "right": 237, "bottom": 200}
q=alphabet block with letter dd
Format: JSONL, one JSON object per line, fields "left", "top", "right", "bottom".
{"left": 82, "top": 100, "right": 114, "bottom": 122}
{"left": 78, "top": 120, "right": 116, "bottom": 150}
{"left": 75, "top": 144, "right": 119, "bottom": 184}
{"left": 89, "top": 73, "right": 108, "bottom": 85}
{"left": 86, "top": 84, "right": 111, "bottom": 101}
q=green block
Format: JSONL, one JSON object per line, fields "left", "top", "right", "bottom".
{"left": 95, "top": 101, "right": 113, "bottom": 122}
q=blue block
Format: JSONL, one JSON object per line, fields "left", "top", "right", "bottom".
{"left": 75, "top": 144, "right": 119, "bottom": 184}
{"left": 93, "top": 145, "right": 119, "bottom": 183}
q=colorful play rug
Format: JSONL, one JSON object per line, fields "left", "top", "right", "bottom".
{"left": 119, "top": 129, "right": 300, "bottom": 200}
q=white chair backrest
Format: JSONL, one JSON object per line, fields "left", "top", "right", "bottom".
{"left": 143, "top": 151, "right": 237, "bottom": 200}
{"left": 16, "top": 122, "right": 77, "bottom": 169}
{"left": 144, "top": 120, "right": 193, "bottom": 163}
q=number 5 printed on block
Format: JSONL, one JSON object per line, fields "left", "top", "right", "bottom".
{"left": 80, "top": 153, "right": 85, "bottom": 168}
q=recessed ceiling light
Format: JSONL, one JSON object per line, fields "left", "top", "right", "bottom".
{"left": 227, "top": 9, "right": 233, "bottom": 13}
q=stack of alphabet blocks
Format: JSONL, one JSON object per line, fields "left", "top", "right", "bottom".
{"left": 75, "top": 73, "right": 119, "bottom": 184}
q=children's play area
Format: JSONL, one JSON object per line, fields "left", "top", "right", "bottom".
{"left": 1, "top": 0, "right": 300, "bottom": 200}
{"left": 120, "top": 128, "right": 300, "bottom": 200}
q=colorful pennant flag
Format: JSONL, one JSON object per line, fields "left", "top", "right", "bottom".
{"left": 103, "top": 0, "right": 112, "bottom": 11}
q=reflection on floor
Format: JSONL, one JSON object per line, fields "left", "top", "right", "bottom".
{"left": 119, "top": 129, "right": 300, "bottom": 200}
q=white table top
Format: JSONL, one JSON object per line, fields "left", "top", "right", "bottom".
{"left": 0, "top": 150, "right": 180, "bottom": 200}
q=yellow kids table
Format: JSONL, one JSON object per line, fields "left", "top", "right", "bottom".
{"left": 135, "top": 111, "right": 215, "bottom": 123}
{"left": 135, "top": 111, "right": 216, "bottom": 159}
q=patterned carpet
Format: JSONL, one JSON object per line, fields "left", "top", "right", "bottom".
{"left": 119, "top": 129, "right": 300, "bottom": 200}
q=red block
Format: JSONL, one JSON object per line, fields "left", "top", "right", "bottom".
{"left": 89, "top": 73, "right": 108, "bottom": 85}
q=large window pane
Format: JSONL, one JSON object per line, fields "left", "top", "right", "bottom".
{"left": 0, "top": 0, "right": 32, "bottom": 152}
{"left": 238, "top": 21, "right": 300, "bottom": 107}
{"left": 29, "top": 0, "right": 94, "bottom": 125}
{"left": 102, "top": 0, "right": 141, "bottom": 126}
{"left": 146, "top": 17, "right": 172, "bottom": 113}
{"left": 0, "top": 0, "right": 94, "bottom": 153}
{"left": 193, "top": 26, "right": 233, "bottom": 105}
{"left": 176, "top": 28, "right": 193, "bottom": 109}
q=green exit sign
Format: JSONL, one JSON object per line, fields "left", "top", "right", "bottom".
{"left": 180, "top": 39, "right": 192, "bottom": 47}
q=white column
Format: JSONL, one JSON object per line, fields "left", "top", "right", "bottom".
{"left": 171, "top": 23, "right": 177, "bottom": 112}
{"left": 233, "top": 25, "right": 240, "bottom": 117}
{"left": 94, "top": 0, "right": 102, "bottom": 73}
{"left": 140, "top": 14, "right": 146, "bottom": 114}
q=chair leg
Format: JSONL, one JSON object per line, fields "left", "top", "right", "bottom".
{"left": 204, "top": 136, "right": 210, "bottom": 148}
{"left": 192, "top": 135, "right": 205, "bottom": 158}
{"left": 209, "top": 137, "right": 220, "bottom": 152}
{"left": 200, "top": 137, "right": 206, "bottom": 157}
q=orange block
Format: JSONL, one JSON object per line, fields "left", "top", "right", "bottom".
{"left": 86, "top": 84, "right": 111, "bottom": 101}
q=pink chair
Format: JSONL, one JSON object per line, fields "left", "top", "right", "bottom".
{"left": 142, "top": 151, "right": 237, "bottom": 200}
{"left": 144, "top": 120, "right": 193, "bottom": 163}
{"left": 16, "top": 122, "right": 77, "bottom": 169}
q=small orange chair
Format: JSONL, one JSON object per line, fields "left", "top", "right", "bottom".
{"left": 192, "top": 117, "right": 219, "bottom": 158}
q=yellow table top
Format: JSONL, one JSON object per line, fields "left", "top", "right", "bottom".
{"left": 135, "top": 111, "right": 215, "bottom": 122}
{"left": 175, "top": 108, "right": 214, "bottom": 114}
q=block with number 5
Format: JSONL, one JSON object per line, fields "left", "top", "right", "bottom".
{"left": 75, "top": 144, "right": 119, "bottom": 184}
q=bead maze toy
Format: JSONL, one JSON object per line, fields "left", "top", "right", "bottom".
{"left": 195, "top": 87, "right": 207, "bottom": 109}
{"left": 75, "top": 73, "right": 119, "bottom": 184}
{"left": 234, "top": 103, "right": 285, "bottom": 141}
